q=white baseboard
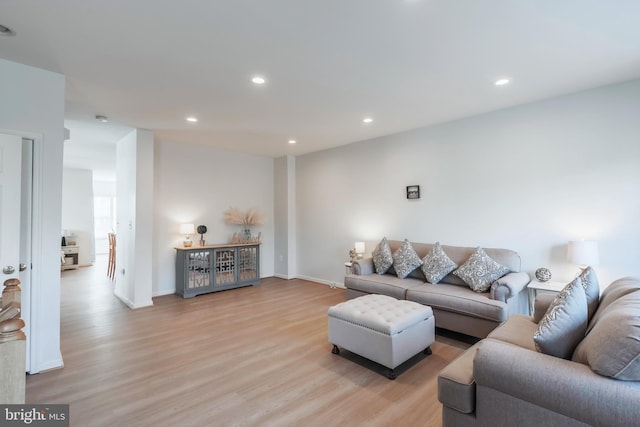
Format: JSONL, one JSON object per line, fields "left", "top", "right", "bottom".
{"left": 296, "top": 275, "right": 346, "bottom": 289}
{"left": 35, "top": 355, "right": 64, "bottom": 373}
{"left": 274, "top": 273, "right": 296, "bottom": 280}
{"left": 153, "top": 288, "right": 176, "bottom": 297}
{"left": 114, "top": 290, "right": 153, "bottom": 309}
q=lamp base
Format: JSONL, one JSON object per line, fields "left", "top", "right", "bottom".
{"left": 183, "top": 238, "right": 193, "bottom": 248}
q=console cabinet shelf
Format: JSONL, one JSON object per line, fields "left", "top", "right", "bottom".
{"left": 175, "top": 243, "right": 260, "bottom": 298}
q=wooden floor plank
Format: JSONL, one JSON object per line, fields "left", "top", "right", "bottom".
{"left": 26, "top": 256, "right": 470, "bottom": 426}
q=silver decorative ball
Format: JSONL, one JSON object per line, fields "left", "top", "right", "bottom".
{"left": 535, "top": 268, "right": 552, "bottom": 282}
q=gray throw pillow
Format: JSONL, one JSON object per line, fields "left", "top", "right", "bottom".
{"left": 534, "top": 277, "right": 588, "bottom": 359}
{"left": 453, "top": 247, "right": 510, "bottom": 292}
{"left": 392, "top": 239, "right": 423, "bottom": 279}
{"left": 572, "top": 290, "right": 640, "bottom": 380}
{"left": 372, "top": 237, "right": 393, "bottom": 275}
{"left": 421, "top": 242, "right": 457, "bottom": 284}
{"left": 578, "top": 266, "right": 600, "bottom": 321}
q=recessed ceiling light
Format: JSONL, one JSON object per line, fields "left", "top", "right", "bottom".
{"left": 95, "top": 115, "right": 108, "bottom": 123}
{"left": 252, "top": 76, "right": 266, "bottom": 85}
{"left": 494, "top": 78, "right": 510, "bottom": 86}
{"left": 363, "top": 117, "right": 373, "bottom": 124}
{"left": 288, "top": 140, "right": 296, "bottom": 144}
{"left": 0, "top": 24, "right": 15, "bottom": 36}
{"left": 186, "top": 117, "right": 198, "bottom": 122}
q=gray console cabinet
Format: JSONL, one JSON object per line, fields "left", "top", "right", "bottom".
{"left": 175, "top": 243, "right": 260, "bottom": 298}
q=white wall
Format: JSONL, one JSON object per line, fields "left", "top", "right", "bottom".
{"left": 61, "top": 168, "right": 95, "bottom": 265}
{"left": 115, "top": 129, "right": 154, "bottom": 308}
{"left": 153, "top": 140, "right": 274, "bottom": 296}
{"left": 296, "top": 79, "right": 640, "bottom": 288}
{"left": 0, "top": 58, "right": 65, "bottom": 372}
{"left": 274, "top": 155, "right": 296, "bottom": 279}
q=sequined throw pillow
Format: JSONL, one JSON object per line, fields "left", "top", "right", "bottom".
{"left": 534, "top": 277, "right": 588, "bottom": 359}
{"left": 453, "top": 247, "right": 510, "bottom": 292}
{"left": 372, "top": 237, "right": 393, "bottom": 275}
{"left": 391, "top": 239, "right": 423, "bottom": 279}
{"left": 421, "top": 242, "right": 457, "bottom": 284}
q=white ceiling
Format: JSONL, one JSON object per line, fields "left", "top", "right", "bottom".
{"left": 2, "top": 1, "right": 640, "bottom": 168}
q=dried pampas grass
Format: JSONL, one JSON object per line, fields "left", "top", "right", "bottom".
{"left": 223, "top": 207, "right": 266, "bottom": 225}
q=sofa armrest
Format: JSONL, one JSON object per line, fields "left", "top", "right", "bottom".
{"left": 351, "top": 257, "right": 374, "bottom": 275}
{"left": 532, "top": 293, "right": 556, "bottom": 323}
{"left": 490, "top": 271, "right": 530, "bottom": 302}
{"left": 474, "top": 340, "right": 640, "bottom": 426}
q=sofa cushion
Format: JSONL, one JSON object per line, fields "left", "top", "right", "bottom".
{"left": 344, "top": 274, "right": 425, "bottom": 300}
{"left": 453, "top": 247, "right": 510, "bottom": 292}
{"left": 372, "top": 237, "right": 393, "bottom": 275}
{"left": 486, "top": 314, "right": 537, "bottom": 351}
{"left": 406, "top": 283, "right": 508, "bottom": 323}
{"left": 534, "top": 277, "right": 588, "bottom": 359}
{"left": 421, "top": 241, "right": 457, "bottom": 284}
{"left": 392, "top": 239, "right": 423, "bottom": 279}
{"left": 587, "top": 276, "right": 640, "bottom": 333}
{"left": 578, "top": 266, "right": 600, "bottom": 321}
{"left": 572, "top": 290, "right": 640, "bottom": 380}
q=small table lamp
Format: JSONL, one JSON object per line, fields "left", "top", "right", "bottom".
{"left": 355, "top": 242, "right": 365, "bottom": 259}
{"left": 180, "top": 223, "right": 195, "bottom": 247}
{"left": 568, "top": 240, "right": 599, "bottom": 273}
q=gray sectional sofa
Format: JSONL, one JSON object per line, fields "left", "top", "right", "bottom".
{"left": 438, "top": 276, "right": 640, "bottom": 426}
{"left": 345, "top": 240, "right": 530, "bottom": 338}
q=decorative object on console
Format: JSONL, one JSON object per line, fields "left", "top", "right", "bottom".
{"left": 180, "top": 223, "right": 195, "bottom": 247}
{"left": 535, "top": 267, "right": 552, "bottom": 282}
{"left": 406, "top": 185, "right": 420, "bottom": 199}
{"left": 197, "top": 225, "right": 207, "bottom": 246}
{"left": 568, "top": 240, "right": 599, "bottom": 273}
{"left": 224, "top": 207, "right": 265, "bottom": 243}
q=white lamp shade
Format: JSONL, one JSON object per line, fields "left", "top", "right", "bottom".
{"left": 180, "top": 223, "right": 195, "bottom": 235}
{"left": 568, "top": 240, "right": 599, "bottom": 266}
{"left": 355, "top": 242, "right": 365, "bottom": 254}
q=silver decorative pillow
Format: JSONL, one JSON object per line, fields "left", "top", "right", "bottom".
{"left": 453, "top": 247, "right": 510, "bottom": 292}
{"left": 421, "top": 242, "right": 457, "bottom": 284}
{"left": 372, "top": 237, "right": 393, "bottom": 275}
{"left": 392, "top": 239, "right": 423, "bottom": 279}
{"left": 534, "top": 277, "right": 588, "bottom": 359}
{"left": 572, "top": 290, "right": 640, "bottom": 380}
{"left": 578, "top": 266, "right": 600, "bottom": 321}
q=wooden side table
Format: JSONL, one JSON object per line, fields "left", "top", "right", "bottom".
{"left": 527, "top": 280, "right": 566, "bottom": 314}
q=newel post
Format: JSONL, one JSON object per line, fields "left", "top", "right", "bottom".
{"left": 0, "top": 278, "right": 26, "bottom": 404}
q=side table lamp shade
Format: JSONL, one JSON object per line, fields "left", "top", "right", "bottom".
{"left": 180, "top": 223, "right": 195, "bottom": 247}
{"left": 568, "top": 240, "right": 599, "bottom": 269}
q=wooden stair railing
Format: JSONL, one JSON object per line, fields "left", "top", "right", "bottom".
{"left": 0, "top": 278, "right": 26, "bottom": 404}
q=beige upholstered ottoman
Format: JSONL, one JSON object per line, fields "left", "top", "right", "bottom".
{"left": 328, "top": 294, "right": 435, "bottom": 379}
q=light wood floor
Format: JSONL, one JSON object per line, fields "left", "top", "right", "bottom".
{"left": 26, "top": 257, "right": 471, "bottom": 426}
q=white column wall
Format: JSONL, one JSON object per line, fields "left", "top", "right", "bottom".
{"left": 0, "top": 58, "right": 65, "bottom": 372}
{"left": 115, "top": 129, "right": 154, "bottom": 308}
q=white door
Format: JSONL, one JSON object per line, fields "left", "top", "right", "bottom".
{"left": 0, "top": 133, "right": 22, "bottom": 285}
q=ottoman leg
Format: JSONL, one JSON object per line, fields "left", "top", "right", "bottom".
{"left": 331, "top": 344, "right": 340, "bottom": 355}
{"left": 385, "top": 368, "right": 396, "bottom": 380}
{"left": 424, "top": 346, "right": 432, "bottom": 355}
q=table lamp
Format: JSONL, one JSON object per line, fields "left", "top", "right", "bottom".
{"left": 568, "top": 240, "right": 599, "bottom": 273}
